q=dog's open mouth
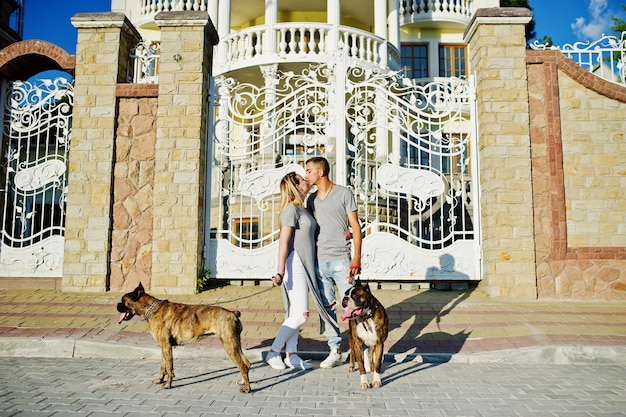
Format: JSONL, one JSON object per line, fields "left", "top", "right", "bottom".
{"left": 118, "top": 311, "right": 130, "bottom": 324}
{"left": 341, "top": 306, "right": 363, "bottom": 321}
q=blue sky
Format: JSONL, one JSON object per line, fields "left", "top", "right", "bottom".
{"left": 20, "top": 0, "right": 626, "bottom": 53}
{"left": 22, "top": 0, "right": 110, "bottom": 54}
{"left": 532, "top": 0, "right": 626, "bottom": 47}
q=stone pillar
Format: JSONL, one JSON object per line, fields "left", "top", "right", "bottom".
{"left": 152, "top": 11, "right": 218, "bottom": 294}
{"left": 64, "top": 13, "right": 142, "bottom": 292}
{"left": 463, "top": 8, "right": 537, "bottom": 298}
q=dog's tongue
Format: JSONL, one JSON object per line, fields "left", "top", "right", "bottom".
{"left": 341, "top": 307, "right": 362, "bottom": 321}
{"left": 118, "top": 312, "right": 129, "bottom": 324}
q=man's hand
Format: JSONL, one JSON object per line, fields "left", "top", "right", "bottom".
{"left": 349, "top": 260, "right": 361, "bottom": 280}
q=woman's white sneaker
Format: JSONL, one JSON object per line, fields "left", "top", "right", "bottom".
{"left": 284, "top": 354, "right": 313, "bottom": 370}
{"left": 265, "top": 351, "right": 286, "bottom": 370}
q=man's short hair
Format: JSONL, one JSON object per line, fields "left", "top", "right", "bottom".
{"left": 306, "top": 156, "right": 330, "bottom": 177}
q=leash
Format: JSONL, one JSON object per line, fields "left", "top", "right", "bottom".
{"left": 207, "top": 285, "right": 276, "bottom": 306}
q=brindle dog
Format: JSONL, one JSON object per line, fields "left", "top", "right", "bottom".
{"left": 117, "top": 283, "right": 251, "bottom": 393}
{"left": 341, "top": 279, "right": 389, "bottom": 389}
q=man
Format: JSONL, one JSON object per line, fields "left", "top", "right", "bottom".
{"left": 305, "top": 156, "right": 362, "bottom": 368}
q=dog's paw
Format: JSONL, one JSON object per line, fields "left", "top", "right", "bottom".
{"left": 372, "top": 372, "right": 382, "bottom": 388}
{"left": 347, "top": 364, "right": 355, "bottom": 372}
{"left": 152, "top": 376, "right": 164, "bottom": 385}
{"left": 237, "top": 378, "right": 251, "bottom": 393}
{"left": 359, "top": 374, "right": 370, "bottom": 389}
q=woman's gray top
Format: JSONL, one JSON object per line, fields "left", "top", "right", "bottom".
{"left": 280, "top": 204, "right": 338, "bottom": 336}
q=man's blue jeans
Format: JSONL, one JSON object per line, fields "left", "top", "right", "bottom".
{"left": 317, "top": 258, "right": 353, "bottom": 350}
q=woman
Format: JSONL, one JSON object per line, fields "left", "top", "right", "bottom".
{"left": 266, "top": 171, "right": 338, "bottom": 370}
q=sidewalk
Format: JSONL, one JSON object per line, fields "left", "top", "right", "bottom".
{"left": 1, "top": 283, "right": 625, "bottom": 365}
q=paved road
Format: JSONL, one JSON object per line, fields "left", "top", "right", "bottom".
{"left": 2, "top": 356, "right": 625, "bottom": 417}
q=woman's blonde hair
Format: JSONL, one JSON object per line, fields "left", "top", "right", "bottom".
{"left": 279, "top": 171, "right": 305, "bottom": 213}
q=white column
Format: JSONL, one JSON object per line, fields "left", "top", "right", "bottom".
{"left": 264, "top": 0, "right": 278, "bottom": 55}
{"left": 374, "top": 0, "right": 387, "bottom": 38}
{"left": 429, "top": 42, "right": 438, "bottom": 77}
{"left": 332, "top": 55, "right": 347, "bottom": 186}
{"left": 208, "top": 0, "right": 218, "bottom": 24}
{"left": 327, "top": 0, "right": 340, "bottom": 52}
{"left": 217, "top": 0, "right": 231, "bottom": 63}
{"left": 375, "top": 0, "right": 388, "bottom": 67}
{"left": 387, "top": 0, "right": 400, "bottom": 49}
{"left": 260, "top": 64, "right": 278, "bottom": 159}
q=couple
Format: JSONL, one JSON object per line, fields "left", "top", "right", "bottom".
{"left": 265, "top": 157, "right": 362, "bottom": 370}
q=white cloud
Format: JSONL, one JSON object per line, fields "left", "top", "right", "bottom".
{"left": 570, "top": 0, "right": 613, "bottom": 40}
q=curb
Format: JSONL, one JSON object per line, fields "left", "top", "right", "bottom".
{"left": 1, "top": 337, "right": 625, "bottom": 366}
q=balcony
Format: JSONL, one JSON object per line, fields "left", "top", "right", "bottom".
{"left": 400, "top": 0, "right": 474, "bottom": 29}
{"left": 214, "top": 23, "right": 401, "bottom": 75}
{"left": 126, "top": 24, "right": 401, "bottom": 83}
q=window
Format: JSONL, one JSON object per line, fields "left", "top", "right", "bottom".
{"left": 400, "top": 44, "right": 428, "bottom": 79}
{"left": 439, "top": 45, "right": 467, "bottom": 78}
{"left": 233, "top": 218, "right": 259, "bottom": 248}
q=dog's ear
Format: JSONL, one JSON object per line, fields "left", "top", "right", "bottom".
{"left": 133, "top": 283, "right": 145, "bottom": 300}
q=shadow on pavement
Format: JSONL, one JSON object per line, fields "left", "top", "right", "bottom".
{"left": 384, "top": 284, "right": 474, "bottom": 355}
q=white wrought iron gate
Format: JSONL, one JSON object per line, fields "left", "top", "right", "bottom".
{"left": 0, "top": 78, "right": 72, "bottom": 277}
{"left": 205, "top": 64, "right": 480, "bottom": 282}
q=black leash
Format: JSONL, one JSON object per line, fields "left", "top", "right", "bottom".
{"left": 207, "top": 285, "right": 276, "bottom": 306}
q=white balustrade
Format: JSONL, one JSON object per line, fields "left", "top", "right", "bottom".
{"left": 530, "top": 32, "right": 626, "bottom": 85}
{"left": 399, "top": 0, "right": 473, "bottom": 24}
{"left": 215, "top": 23, "right": 399, "bottom": 74}
{"left": 140, "top": 0, "right": 207, "bottom": 15}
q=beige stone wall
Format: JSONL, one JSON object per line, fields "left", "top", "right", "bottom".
{"left": 558, "top": 73, "right": 626, "bottom": 248}
{"left": 111, "top": 97, "right": 157, "bottom": 291}
{"left": 151, "top": 12, "right": 214, "bottom": 294}
{"left": 464, "top": 8, "right": 537, "bottom": 299}
{"left": 64, "top": 13, "right": 142, "bottom": 292}
{"left": 527, "top": 50, "right": 626, "bottom": 300}
{"left": 61, "top": 12, "right": 215, "bottom": 294}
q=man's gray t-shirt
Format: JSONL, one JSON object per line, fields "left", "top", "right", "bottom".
{"left": 307, "top": 185, "right": 357, "bottom": 260}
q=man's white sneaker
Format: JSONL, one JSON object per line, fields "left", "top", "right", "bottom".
{"left": 284, "top": 354, "right": 313, "bottom": 370}
{"left": 265, "top": 351, "right": 286, "bottom": 370}
{"left": 320, "top": 350, "right": 342, "bottom": 369}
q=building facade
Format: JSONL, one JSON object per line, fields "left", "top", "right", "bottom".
{"left": 0, "top": 1, "right": 624, "bottom": 300}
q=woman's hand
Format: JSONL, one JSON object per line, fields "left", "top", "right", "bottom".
{"left": 271, "top": 272, "right": 284, "bottom": 286}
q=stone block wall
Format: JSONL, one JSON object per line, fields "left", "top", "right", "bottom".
{"left": 64, "top": 13, "right": 142, "bottom": 292}
{"left": 527, "top": 51, "right": 626, "bottom": 300}
{"left": 150, "top": 12, "right": 215, "bottom": 294}
{"left": 64, "top": 12, "right": 216, "bottom": 294}
{"left": 464, "top": 8, "right": 537, "bottom": 299}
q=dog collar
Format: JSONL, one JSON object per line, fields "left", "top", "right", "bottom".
{"left": 143, "top": 300, "right": 162, "bottom": 321}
